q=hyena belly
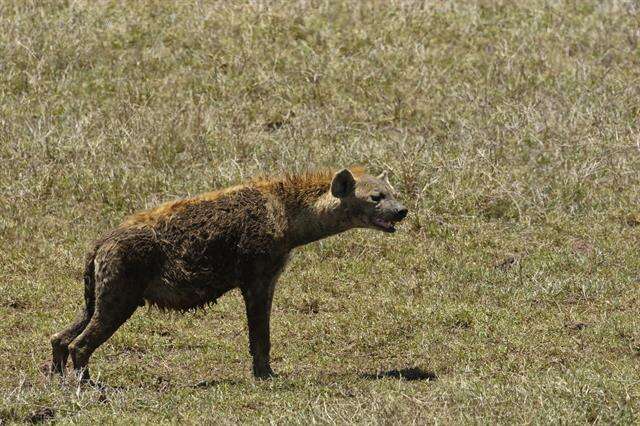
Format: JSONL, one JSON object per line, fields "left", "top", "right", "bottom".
{"left": 139, "top": 188, "right": 284, "bottom": 310}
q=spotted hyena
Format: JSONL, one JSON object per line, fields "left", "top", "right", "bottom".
{"left": 50, "top": 167, "right": 408, "bottom": 381}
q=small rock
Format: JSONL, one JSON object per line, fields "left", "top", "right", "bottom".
{"left": 567, "top": 322, "right": 588, "bottom": 331}
{"left": 494, "top": 255, "right": 516, "bottom": 271}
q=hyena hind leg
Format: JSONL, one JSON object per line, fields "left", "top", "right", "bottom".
{"left": 68, "top": 279, "right": 142, "bottom": 383}
{"left": 50, "top": 308, "right": 92, "bottom": 375}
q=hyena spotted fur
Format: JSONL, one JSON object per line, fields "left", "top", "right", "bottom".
{"left": 50, "top": 167, "right": 408, "bottom": 381}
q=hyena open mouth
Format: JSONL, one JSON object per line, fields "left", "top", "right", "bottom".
{"left": 372, "top": 217, "right": 399, "bottom": 233}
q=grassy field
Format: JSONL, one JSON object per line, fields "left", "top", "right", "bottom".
{"left": 1, "top": 0, "right": 639, "bottom": 423}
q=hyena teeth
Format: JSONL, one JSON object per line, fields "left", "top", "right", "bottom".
{"left": 374, "top": 218, "right": 393, "bottom": 229}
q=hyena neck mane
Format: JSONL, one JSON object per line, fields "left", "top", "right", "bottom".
{"left": 286, "top": 191, "right": 350, "bottom": 248}
{"left": 269, "top": 170, "right": 360, "bottom": 248}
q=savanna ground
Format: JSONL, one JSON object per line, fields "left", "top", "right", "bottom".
{"left": 1, "top": 0, "right": 639, "bottom": 423}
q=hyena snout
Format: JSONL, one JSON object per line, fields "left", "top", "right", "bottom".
{"left": 385, "top": 201, "right": 408, "bottom": 222}
{"left": 372, "top": 203, "right": 408, "bottom": 233}
{"left": 394, "top": 205, "right": 408, "bottom": 221}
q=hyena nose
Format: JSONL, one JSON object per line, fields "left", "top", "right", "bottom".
{"left": 395, "top": 207, "right": 408, "bottom": 221}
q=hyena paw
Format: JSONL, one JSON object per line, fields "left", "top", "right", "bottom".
{"left": 253, "top": 366, "right": 276, "bottom": 380}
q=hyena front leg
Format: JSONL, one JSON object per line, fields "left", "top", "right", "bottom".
{"left": 241, "top": 278, "right": 277, "bottom": 379}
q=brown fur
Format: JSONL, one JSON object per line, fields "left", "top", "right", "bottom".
{"left": 50, "top": 167, "right": 406, "bottom": 381}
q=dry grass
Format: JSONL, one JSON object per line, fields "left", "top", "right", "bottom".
{"left": 1, "top": 0, "right": 639, "bottom": 424}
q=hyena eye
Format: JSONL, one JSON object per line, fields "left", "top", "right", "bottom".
{"left": 370, "top": 193, "right": 384, "bottom": 202}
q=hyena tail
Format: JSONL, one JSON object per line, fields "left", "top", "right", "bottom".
{"left": 81, "top": 250, "right": 97, "bottom": 318}
{"left": 49, "top": 248, "right": 97, "bottom": 374}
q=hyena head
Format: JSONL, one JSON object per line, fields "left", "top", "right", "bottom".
{"left": 330, "top": 168, "right": 408, "bottom": 233}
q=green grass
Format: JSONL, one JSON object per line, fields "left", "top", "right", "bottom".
{"left": 1, "top": 0, "right": 639, "bottom": 423}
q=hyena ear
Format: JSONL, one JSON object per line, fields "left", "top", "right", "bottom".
{"left": 331, "top": 169, "right": 356, "bottom": 198}
{"left": 377, "top": 170, "right": 395, "bottom": 192}
{"left": 377, "top": 170, "right": 390, "bottom": 185}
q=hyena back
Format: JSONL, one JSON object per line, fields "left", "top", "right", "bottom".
{"left": 50, "top": 167, "right": 407, "bottom": 381}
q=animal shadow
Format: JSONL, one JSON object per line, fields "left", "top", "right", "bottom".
{"left": 361, "top": 367, "right": 437, "bottom": 382}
